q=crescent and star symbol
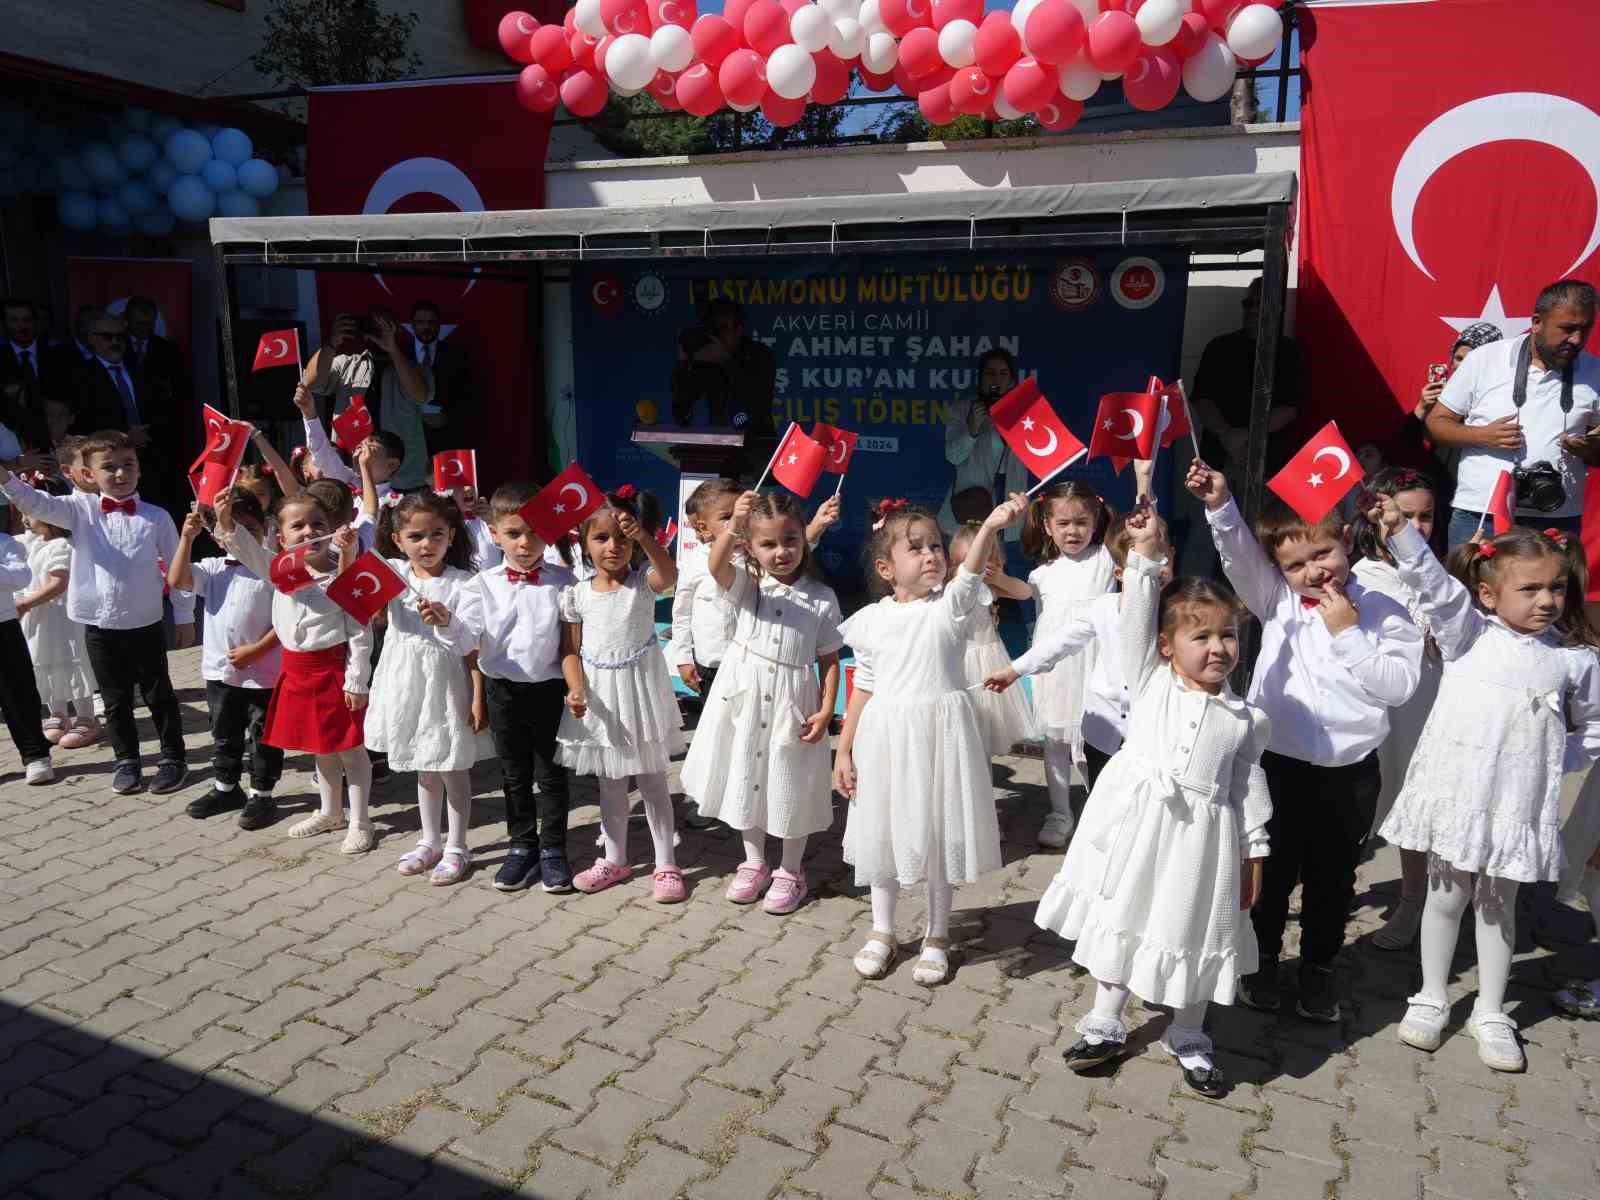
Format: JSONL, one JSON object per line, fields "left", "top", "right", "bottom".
{"left": 592, "top": 280, "right": 619, "bottom": 306}
{"left": 351, "top": 571, "right": 381, "bottom": 598}
{"left": 905, "top": 0, "right": 927, "bottom": 19}
{"left": 362, "top": 158, "right": 486, "bottom": 298}
{"left": 516, "top": 15, "right": 537, "bottom": 34}
{"left": 558, "top": 483, "right": 589, "bottom": 514}
{"left": 212, "top": 432, "right": 233, "bottom": 454}
{"left": 829, "top": 441, "right": 848, "bottom": 465}
{"left": 268, "top": 337, "right": 288, "bottom": 359}
{"left": 442, "top": 459, "right": 464, "bottom": 479}
{"left": 1312, "top": 445, "right": 1352, "bottom": 480}
{"left": 1017, "top": 417, "right": 1058, "bottom": 458}
{"left": 661, "top": 1, "right": 683, "bottom": 24}
{"left": 1116, "top": 409, "right": 1145, "bottom": 441}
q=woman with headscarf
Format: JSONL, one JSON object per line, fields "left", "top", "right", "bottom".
{"left": 1408, "top": 321, "right": 1505, "bottom": 514}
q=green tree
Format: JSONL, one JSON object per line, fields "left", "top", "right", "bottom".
{"left": 250, "top": 0, "right": 424, "bottom": 89}
{"left": 873, "top": 107, "right": 1043, "bottom": 143}
{"left": 586, "top": 86, "right": 854, "bottom": 158}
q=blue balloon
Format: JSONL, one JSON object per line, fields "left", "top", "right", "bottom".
{"left": 135, "top": 208, "right": 176, "bottom": 237}
{"left": 167, "top": 174, "right": 216, "bottom": 224}
{"left": 81, "top": 142, "right": 126, "bottom": 188}
{"left": 200, "top": 158, "right": 238, "bottom": 193}
{"left": 149, "top": 116, "right": 181, "bottom": 145}
{"left": 216, "top": 190, "right": 260, "bottom": 218}
{"left": 56, "top": 153, "right": 90, "bottom": 192}
{"left": 164, "top": 128, "right": 212, "bottom": 175}
{"left": 117, "top": 179, "right": 156, "bottom": 214}
{"left": 96, "top": 196, "right": 131, "bottom": 231}
{"left": 117, "top": 133, "right": 158, "bottom": 172}
{"left": 197, "top": 124, "right": 221, "bottom": 140}
{"left": 146, "top": 159, "right": 178, "bottom": 194}
{"left": 211, "top": 127, "right": 253, "bottom": 167}
{"left": 58, "top": 191, "right": 98, "bottom": 232}
{"left": 235, "top": 158, "right": 279, "bottom": 199}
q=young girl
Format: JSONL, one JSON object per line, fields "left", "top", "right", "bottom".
{"left": 557, "top": 486, "right": 686, "bottom": 902}
{"left": 214, "top": 489, "right": 376, "bottom": 853}
{"left": 1024, "top": 481, "right": 1116, "bottom": 847}
{"left": 834, "top": 495, "right": 1023, "bottom": 986}
{"left": 1036, "top": 503, "right": 1270, "bottom": 1098}
{"left": 681, "top": 490, "right": 843, "bottom": 914}
{"left": 365, "top": 491, "right": 484, "bottom": 886}
{"left": 14, "top": 506, "right": 99, "bottom": 749}
{"left": 948, "top": 522, "right": 1036, "bottom": 758}
{"left": 1349, "top": 469, "right": 1445, "bottom": 951}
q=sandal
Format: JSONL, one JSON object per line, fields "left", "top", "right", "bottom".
{"left": 398, "top": 842, "right": 443, "bottom": 876}
{"left": 912, "top": 935, "right": 951, "bottom": 987}
{"left": 42, "top": 717, "right": 67, "bottom": 745}
{"left": 288, "top": 811, "right": 343, "bottom": 839}
{"left": 574, "top": 858, "right": 632, "bottom": 894}
{"left": 652, "top": 866, "right": 686, "bottom": 904}
{"left": 430, "top": 848, "right": 471, "bottom": 886}
{"left": 853, "top": 931, "right": 897, "bottom": 979}
{"left": 340, "top": 822, "right": 377, "bottom": 854}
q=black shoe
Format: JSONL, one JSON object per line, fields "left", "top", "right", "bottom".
{"left": 1063, "top": 1037, "right": 1128, "bottom": 1072}
{"left": 238, "top": 793, "right": 278, "bottom": 831}
{"left": 1183, "top": 1064, "right": 1228, "bottom": 1098}
{"left": 494, "top": 847, "right": 539, "bottom": 892}
{"left": 112, "top": 761, "right": 144, "bottom": 795}
{"left": 540, "top": 847, "right": 575, "bottom": 894}
{"left": 1237, "top": 959, "right": 1281, "bottom": 1013}
{"left": 187, "top": 784, "right": 243, "bottom": 819}
{"left": 1296, "top": 963, "right": 1341, "bottom": 1023}
{"left": 150, "top": 760, "right": 190, "bottom": 795}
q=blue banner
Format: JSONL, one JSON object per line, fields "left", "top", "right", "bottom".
{"left": 569, "top": 250, "right": 1189, "bottom": 575}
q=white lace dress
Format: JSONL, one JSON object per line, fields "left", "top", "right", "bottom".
{"left": 557, "top": 568, "right": 685, "bottom": 779}
{"left": 17, "top": 533, "right": 97, "bottom": 706}
{"left": 838, "top": 567, "right": 1001, "bottom": 887}
{"left": 1028, "top": 545, "right": 1116, "bottom": 758}
{"left": 680, "top": 568, "right": 843, "bottom": 837}
{"left": 962, "top": 586, "right": 1037, "bottom": 755}
{"left": 364, "top": 563, "right": 483, "bottom": 772}
{"left": 1377, "top": 525, "right": 1600, "bottom": 883}
{"left": 1034, "top": 551, "right": 1273, "bottom": 1008}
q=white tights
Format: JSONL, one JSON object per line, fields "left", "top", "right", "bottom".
{"left": 315, "top": 748, "right": 371, "bottom": 828}
{"left": 1417, "top": 862, "right": 1519, "bottom": 1016}
{"left": 742, "top": 829, "right": 807, "bottom": 874}
{"left": 869, "top": 878, "right": 954, "bottom": 940}
{"left": 597, "top": 773, "right": 676, "bottom": 868}
{"left": 1044, "top": 741, "right": 1075, "bottom": 817}
{"left": 417, "top": 769, "right": 472, "bottom": 853}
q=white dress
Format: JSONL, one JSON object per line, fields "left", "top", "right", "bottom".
{"left": 680, "top": 568, "right": 843, "bottom": 837}
{"left": 1378, "top": 525, "right": 1600, "bottom": 883}
{"left": 363, "top": 563, "right": 482, "bottom": 772}
{"left": 557, "top": 568, "right": 685, "bottom": 778}
{"left": 17, "top": 533, "right": 97, "bottom": 706}
{"left": 1028, "top": 545, "right": 1116, "bottom": 757}
{"left": 1034, "top": 551, "right": 1273, "bottom": 1008}
{"left": 838, "top": 566, "right": 1001, "bottom": 887}
{"left": 962, "top": 587, "right": 1037, "bottom": 756}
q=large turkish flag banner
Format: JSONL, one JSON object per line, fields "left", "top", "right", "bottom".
{"left": 306, "top": 79, "right": 553, "bottom": 491}
{"left": 1297, "top": 0, "right": 1600, "bottom": 454}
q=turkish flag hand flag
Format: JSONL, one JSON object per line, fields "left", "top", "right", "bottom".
{"left": 519, "top": 462, "right": 605, "bottom": 545}
{"left": 1267, "top": 421, "right": 1365, "bottom": 524}
{"left": 1089, "top": 390, "right": 1163, "bottom": 468}
{"left": 331, "top": 393, "right": 373, "bottom": 453}
{"left": 433, "top": 449, "right": 477, "bottom": 493}
{"left": 811, "top": 423, "right": 858, "bottom": 476}
{"left": 1154, "top": 378, "right": 1192, "bottom": 449}
{"left": 770, "top": 423, "right": 827, "bottom": 497}
{"left": 990, "top": 378, "right": 1087, "bottom": 483}
{"left": 1488, "top": 469, "right": 1514, "bottom": 536}
{"left": 187, "top": 411, "right": 250, "bottom": 506}
{"left": 326, "top": 549, "right": 409, "bottom": 626}
{"left": 269, "top": 542, "right": 319, "bottom": 595}
{"left": 252, "top": 329, "right": 300, "bottom": 372}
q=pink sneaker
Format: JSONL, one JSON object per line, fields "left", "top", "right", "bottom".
{"left": 574, "top": 859, "right": 632, "bottom": 893}
{"left": 763, "top": 868, "right": 807, "bottom": 915}
{"left": 725, "top": 862, "right": 773, "bottom": 904}
{"left": 652, "top": 866, "right": 686, "bottom": 904}
{"left": 59, "top": 719, "right": 103, "bottom": 750}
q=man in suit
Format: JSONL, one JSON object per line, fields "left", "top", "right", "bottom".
{"left": 123, "top": 296, "right": 187, "bottom": 413}
{"left": 410, "top": 300, "right": 471, "bottom": 457}
{"left": 1, "top": 297, "right": 78, "bottom": 405}
{"left": 75, "top": 312, "right": 177, "bottom": 509}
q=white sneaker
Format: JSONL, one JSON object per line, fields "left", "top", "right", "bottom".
{"left": 25, "top": 758, "right": 55, "bottom": 785}
{"left": 340, "top": 822, "right": 377, "bottom": 854}
{"left": 1397, "top": 996, "right": 1448, "bottom": 1052}
{"left": 1038, "top": 811, "right": 1074, "bottom": 849}
{"left": 288, "top": 812, "right": 344, "bottom": 839}
{"left": 1468, "top": 1012, "right": 1524, "bottom": 1072}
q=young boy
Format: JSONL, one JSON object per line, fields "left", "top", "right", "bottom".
{"left": 293, "top": 382, "right": 404, "bottom": 503}
{"left": 0, "top": 527, "right": 53, "bottom": 783}
{"left": 0, "top": 431, "right": 194, "bottom": 795}
{"left": 168, "top": 490, "right": 283, "bottom": 828}
{"left": 467, "top": 481, "right": 576, "bottom": 893}
{"left": 669, "top": 478, "right": 742, "bottom": 702}
{"left": 1189, "top": 461, "right": 1422, "bottom": 1021}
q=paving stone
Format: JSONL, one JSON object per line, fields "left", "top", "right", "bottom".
{"left": 616, "top": 1035, "right": 723, "bottom": 1104}
{"left": 1152, "top": 1157, "right": 1250, "bottom": 1200}
{"left": 788, "top": 1123, "right": 895, "bottom": 1198}
{"left": 552, "top": 1085, "right": 670, "bottom": 1165}
{"left": 334, "top": 1052, "right": 462, "bottom": 1117}
{"left": 451, "top": 1096, "right": 573, "bottom": 1176}
{"left": 926, "top": 1065, "right": 1025, "bottom": 1136}
{"left": 753, "top": 1073, "right": 852, "bottom": 1152}
{"left": 318, "top": 1015, "right": 431, "bottom": 1076}
{"left": 440, "top": 1048, "right": 534, "bottom": 1114}
{"left": 1075, "top": 1110, "right": 1169, "bottom": 1185}
{"left": 839, "top": 1073, "right": 936, "bottom": 1142}
{"left": 611, "top": 1142, "right": 707, "bottom": 1199}
{"left": 1427, "top": 1131, "right": 1519, "bottom": 1200}
{"left": 529, "top": 1042, "right": 633, "bottom": 1111}
{"left": 897, "top": 1116, "right": 995, "bottom": 1195}
{"left": 519, "top": 1144, "right": 615, "bottom": 1199}
{"left": 224, "top": 1018, "right": 346, "bottom": 1086}
{"left": 686, "top": 1134, "right": 810, "bottom": 1200}
{"left": 357, "top": 1104, "right": 479, "bottom": 1181}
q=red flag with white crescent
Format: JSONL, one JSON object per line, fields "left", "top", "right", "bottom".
{"left": 770, "top": 423, "right": 828, "bottom": 498}
{"left": 1267, "top": 421, "right": 1365, "bottom": 524}
{"left": 187, "top": 410, "right": 250, "bottom": 506}
{"left": 519, "top": 462, "right": 605, "bottom": 545}
{"left": 331, "top": 393, "right": 373, "bottom": 453}
{"left": 269, "top": 542, "right": 318, "bottom": 595}
{"left": 432, "top": 449, "right": 477, "bottom": 493}
{"left": 326, "top": 549, "right": 408, "bottom": 625}
{"left": 251, "top": 329, "right": 300, "bottom": 372}
{"left": 811, "top": 423, "right": 858, "bottom": 476}
{"left": 990, "top": 377, "right": 1087, "bottom": 483}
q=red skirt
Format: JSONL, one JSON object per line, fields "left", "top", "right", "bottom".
{"left": 264, "top": 645, "right": 366, "bottom": 754}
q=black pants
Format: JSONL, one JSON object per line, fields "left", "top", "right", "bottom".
{"left": 84, "top": 622, "right": 186, "bottom": 766}
{"left": 0, "top": 619, "right": 49, "bottom": 763}
{"left": 694, "top": 659, "right": 720, "bottom": 696}
{"left": 486, "top": 676, "right": 569, "bottom": 851}
{"left": 1252, "top": 750, "right": 1381, "bottom": 966}
{"left": 1082, "top": 742, "right": 1113, "bottom": 793}
{"left": 205, "top": 681, "right": 283, "bottom": 791}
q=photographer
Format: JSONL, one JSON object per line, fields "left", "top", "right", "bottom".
{"left": 305, "top": 309, "right": 433, "bottom": 492}
{"left": 942, "top": 348, "right": 1030, "bottom": 540}
{"left": 1427, "top": 279, "right": 1600, "bottom": 547}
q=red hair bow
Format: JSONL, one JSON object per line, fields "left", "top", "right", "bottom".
{"left": 1477, "top": 542, "right": 1498, "bottom": 559}
{"left": 871, "top": 498, "right": 909, "bottom": 531}
{"left": 1543, "top": 527, "right": 1569, "bottom": 548}
{"left": 613, "top": 483, "right": 637, "bottom": 500}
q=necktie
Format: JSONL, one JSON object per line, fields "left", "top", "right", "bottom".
{"left": 423, "top": 344, "right": 433, "bottom": 368}
{"left": 111, "top": 365, "right": 139, "bottom": 424}
{"left": 19, "top": 347, "right": 35, "bottom": 380}
{"left": 101, "top": 498, "right": 137, "bottom": 515}
{"left": 506, "top": 567, "right": 541, "bottom": 584}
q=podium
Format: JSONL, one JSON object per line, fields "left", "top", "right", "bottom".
{"left": 631, "top": 425, "right": 746, "bottom": 566}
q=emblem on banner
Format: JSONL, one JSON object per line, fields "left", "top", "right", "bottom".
{"left": 632, "top": 272, "right": 669, "bottom": 316}
{"left": 1048, "top": 259, "right": 1101, "bottom": 312}
{"left": 1110, "top": 257, "right": 1165, "bottom": 310}
{"left": 589, "top": 272, "right": 624, "bottom": 317}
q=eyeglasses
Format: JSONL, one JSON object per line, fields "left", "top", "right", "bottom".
{"left": 90, "top": 332, "right": 126, "bottom": 341}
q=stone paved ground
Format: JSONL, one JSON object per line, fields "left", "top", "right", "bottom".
{"left": 3, "top": 648, "right": 1600, "bottom": 1199}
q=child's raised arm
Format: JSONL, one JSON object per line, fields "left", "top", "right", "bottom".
{"left": 1119, "top": 501, "right": 1168, "bottom": 694}
{"left": 806, "top": 493, "right": 841, "bottom": 548}
{"left": 622, "top": 508, "right": 677, "bottom": 594}
{"left": 707, "top": 491, "right": 754, "bottom": 592}
{"left": 963, "top": 493, "right": 1029, "bottom": 576}
{"left": 1187, "top": 458, "right": 1282, "bottom": 620}
{"left": 167, "top": 505, "right": 205, "bottom": 592}
{"left": 249, "top": 426, "right": 303, "bottom": 497}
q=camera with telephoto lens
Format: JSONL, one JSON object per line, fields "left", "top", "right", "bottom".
{"left": 1512, "top": 461, "right": 1566, "bottom": 513}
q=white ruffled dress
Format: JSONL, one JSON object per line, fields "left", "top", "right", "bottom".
{"left": 962, "top": 586, "right": 1037, "bottom": 755}
{"left": 557, "top": 567, "right": 685, "bottom": 779}
{"left": 1027, "top": 545, "right": 1116, "bottom": 758}
{"left": 838, "top": 566, "right": 1001, "bottom": 888}
{"left": 17, "top": 533, "right": 97, "bottom": 706}
{"left": 1034, "top": 551, "right": 1273, "bottom": 1008}
{"left": 680, "top": 568, "right": 843, "bottom": 837}
{"left": 1378, "top": 525, "right": 1600, "bottom": 883}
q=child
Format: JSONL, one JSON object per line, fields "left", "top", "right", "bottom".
{"left": 670, "top": 477, "right": 742, "bottom": 702}
{"left": 1190, "top": 461, "right": 1422, "bottom": 1021}
{"left": 1554, "top": 768, "right": 1600, "bottom": 1020}
{"left": 681, "top": 490, "right": 843, "bottom": 913}
{"left": 1349, "top": 468, "right": 1445, "bottom": 950}
{"left": 948, "top": 521, "right": 1036, "bottom": 758}
{"left": 15, "top": 503, "right": 100, "bottom": 750}
{"left": 56, "top": 436, "right": 91, "bottom": 494}
{"left": 0, "top": 526, "right": 54, "bottom": 783}
{"left": 557, "top": 485, "right": 686, "bottom": 902}
{"left": 167, "top": 491, "right": 283, "bottom": 829}
{"left": 1037, "top": 504, "right": 1271, "bottom": 1097}
{"left": 449, "top": 485, "right": 502, "bottom": 572}
{"left": 365, "top": 491, "right": 483, "bottom": 885}
{"left": 214, "top": 489, "right": 376, "bottom": 852}
{"left": 294, "top": 381, "right": 404, "bottom": 504}
{"left": 834, "top": 494, "right": 1023, "bottom": 986}
{"left": 0, "top": 431, "right": 194, "bottom": 796}
{"left": 1371, "top": 513, "right": 1600, "bottom": 1072}
{"left": 469, "top": 482, "right": 578, "bottom": 893}
{"left": 1023, "top": 481, "right": 1117, "bottom": 848}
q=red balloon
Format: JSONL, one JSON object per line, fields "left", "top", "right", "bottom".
{"left": 1084, "top": 11, "right": 1141, "bottom": 74}
{"left": 647, "top": 69, "right": 683, "bottom": 110}
{"left": 763, "top": 90, "right": 807, "bottom": 126}
{"left": 594, "top": 34, "right": 616, "bottom": 80}
{"left": 899, "top": 26, "right": 943, "bottom": 78}
{"left": 932, "top": 0, "right": 982, "bottom": 31}
{"left": 921, "top": 62, "right": 957, "bottom": 90}
{"left": 1002, "top": 56, "right": 1055, "bottom": 112}
{"left": 569, "top": 31, "right": 599, "bottom": 72}
{"left": 723, "top": 0, "right": 757, "bottom": 38}
{"left": 516, "top": 64, "right": 559, "bottom": 111}
{"left": 1100, "top": 0, "right": 1129, "bottom": 10}
{"left": 560, "top": 67, "right": 609, "bottom": 117}
{"left": 691, "top": 14, "right": 741, "bottom": 66}
{"left": 780, "top": 0, "right": 809, "bottom": 14}
{"left": 563, "top": 7, "right": 578, "bottom": 34}
{"left": 498, "top": 12, "right": 540, "bottom": 63}
{"left": 1025, "top": 0, "right": 1086, "bottom": 67}
{"left": 859, "top": 65, "right": 897, "bottom": 92}
{"left": 676, "top": 62, "right": 725, "bottom": 115}
{"left": 719, "top": 49, "right": 769, "bottom": 106}
{"left": 891, "top": 61, "right": 919, "bottom": 95}
{"left": 1036, "top": 94, "right": 1083, "bottom": 130}
{"left": 1195, "top": 0, "right": 1241, "bottom": 30}
{"left": 974, "top": 11, "right": 1021, "bottom": 77}
{"left": 648, "top": 0, "right": 697, "bottom": 31}
{"left": 744, "top": 0, "right": 791, "bottom": 55}
{"left": 531, "top": 25, "right": 575, "bottom": 72}
{"left": 1170, "top": 12, "right": 1209, "bottom": 60}
{"left": 601, "top": 0, "right": 650, "bottom": 37}
{"left": 811, "top": 49, "right": 852, "bottom": 104}
{"left": 880, "top": 0, "right": 932, "bottom": 39}
{"left": 948, "top": 66, "right": 997, "bottom": 115}
{"left": 1123, "top": 46, "right": 1181, "bottom": 110}
{"left": 918, "top": 82, "right": 958, "bottom": 126}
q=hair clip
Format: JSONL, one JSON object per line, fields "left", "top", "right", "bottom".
{"left": 1543, "top": 527, "right": 1570, "bottom": 548}
{"left": 613, "top": 483, "right": 637, "bottom": 501}
{"left": 1388, "top": 470, "right": 1422, "bottom": 491}
{"left": 871, "top": 497, "right": 909, "bottom": 532}
{"left": 1477, "top": 542, "right": 1498, "bottom": 559}
{"left": 379, "top": 492, "right": 403, "bottom": 510}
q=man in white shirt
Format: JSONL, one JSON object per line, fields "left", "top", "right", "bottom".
{"left": 1427, "top": 279, "right": 1600, "bottom": 546}
{"left": 306, "top": 310, "right": 433, "bottom": 492}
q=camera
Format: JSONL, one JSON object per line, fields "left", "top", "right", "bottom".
{"left": 1512, "top": 461, "right": 1566, "bottom": 513}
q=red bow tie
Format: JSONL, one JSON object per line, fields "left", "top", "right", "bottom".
{"left": 1301, "top": 595, "right": 1321, "bottom": 610}
{"left": 101, "top": 498, "right": 137, "bottom": 515}
{"left": 506, "top": 567, "right": 541, "bottom": 584}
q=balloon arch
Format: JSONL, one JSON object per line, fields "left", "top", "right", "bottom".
{"left": 500, "top": 0, "right": 1286, "bottom": 130}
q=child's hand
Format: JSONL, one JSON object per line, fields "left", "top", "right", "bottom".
{"left": 616, "top": 509, "right": 644, "bottom": 544}
{"left": 470, "top": 692, "right": 488, "bottom": 733}
{"left": 832, "top": 749, "right": 857, "bottom": 799}
{"left": 1241, "top": 856, "right": 1264, "bottom": 910}
{"left": 985, "top": 492, "right": 1028, "bottom": 530}
{"left": 678, "top": 662, "right": 703, "bottom": 693}
{"left": 1362, "top": 490, "right": 1407, "bottom": 539}
{"left": 1126, "top": 500, "right": 1163, "bottom": 554}
{"left": 174, "top": 623, "right": 196, "bottom": 650}
{"left": 565, "top": 688, "right": 588, "bottom": 718}
{"left": 732, "top": 490, "right": 758, "bottom": 531}
{"left": 180, "top": 506, "right": 205, "bottom": 540}
{"left": 292, "top": 382, "right": 316, "bottom": 417}
{"left": 799, "top": 709, "right": 831, "bottom": 744}
{"left": 345, "top": 691, "right": 368, "bottom": 712}
{"left": 418, "top": 598, "right": 451, "bottom": 626}
{"left": 984, "top": 666, "right": 1019, "bottom": 692}
{"left": 332, "top": 525, "right": 356, "bottom": 552}
{"left": 226, "top": 645, "right": 256, "bottom": 668}
{"left": 1185, "top": 460, "right": 1230, "bottom": 509}
{"left": 1316, "top": 578, "right": 1360, "bottom": 636}
{"left": 811, "top": 493, "right": 841, "bottom": 531}
{"left": 212, "top": 491, "right": 236, "bottom": 536}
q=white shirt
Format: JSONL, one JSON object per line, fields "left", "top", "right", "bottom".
{"left": 468, "top": 560, "right": 576, "bottom": 684}
{"left": 0, "top": 422, "right": 20, "bottom": 462}
{"left": 309, "top": 351, "right": 434, "bottom": 490}
{"left": 301, "top": 415, "right": 397, "bottom": 502}
{"left": 668, "top": 544, "right": 737, "bottom": 669}
{"left": 1439, "top": 334, "right": 1600, "bottom": 519}
{"left": 465, "top": 518, "right": 502, "bottom": 571}
{"left": 1012, "top": 590, "right": 1128, "bottom": 755}
{"left": 1208, "top": 497, "right": 1423, "bottom": 766}
{"left": 0, "top": 533, "right": 32, "bottom": 621}
{"left": 221, "top": 526, "right": 374, "bottom": 694}
{"left": 191, "top": 556, "right": 281, "bottom": 689}
{"left": 0, "top": 479, "right": 181, "bottom": 630}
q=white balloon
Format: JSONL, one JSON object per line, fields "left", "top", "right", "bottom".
{"left": 606, "top": 33, "right": 657, "bottom": 91}
{"left": 1135, "top": 0, "right": 1184, "bottom": 46}
{"left": 828, "top": 17, "right": 865, "bottom": 58}
{"left": 862, "top": 30, "right": 899, "bottom": 73}
{"left": 1068, "top": 0, "right": 1099, "bottom": 22}
{"left": 1226, "top": 4, "right": 1282, "bottom": 61}
{"left": 650, "top": 24, "right": 695, "bottom": 71}
{"left": 994, "top": 94, "right": 1024, "bottom": 120}
{"left": 613, "top": 84, "right": 646, "bottom": 97}
{"left": 820, "top": 0, "right": 857, "bottom": 20}
{"left": 729, "top": 98, "right": 762, "bottom": 112}
{"left": 791, "top": 5, "right": 833, "bottom": 53}
{"left": 575, "top": 0, "right": 607, "bottom": 38}
{"left": 1182, "top": 31, "right": 1237, "bottom": 102}
{"left": 1011, "top": 0, "right": 1040, "bottom": 40}
{"left": 767, "top": 43, "right": 819, "bottom": 98}
{"left": 1058, "top": 55, "right": 1102, "bottom": 100}
{"left": 937, "top": 19, "right": 977, "bottom": 68}
{"left": 858, "top": 0, "right": 887, "bottom": 37}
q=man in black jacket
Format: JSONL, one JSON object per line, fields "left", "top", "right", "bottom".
{"left": 75, "top": 313, "right": 177, "bottom": 510}
{"left": 123, "top": 296, "right": 188, "bottom": 421}
{"left": 1, "top": 297, "right": 78, "bottom": 406}
{"left": 410, "top": 300, "right": 472, "bottom": 456}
